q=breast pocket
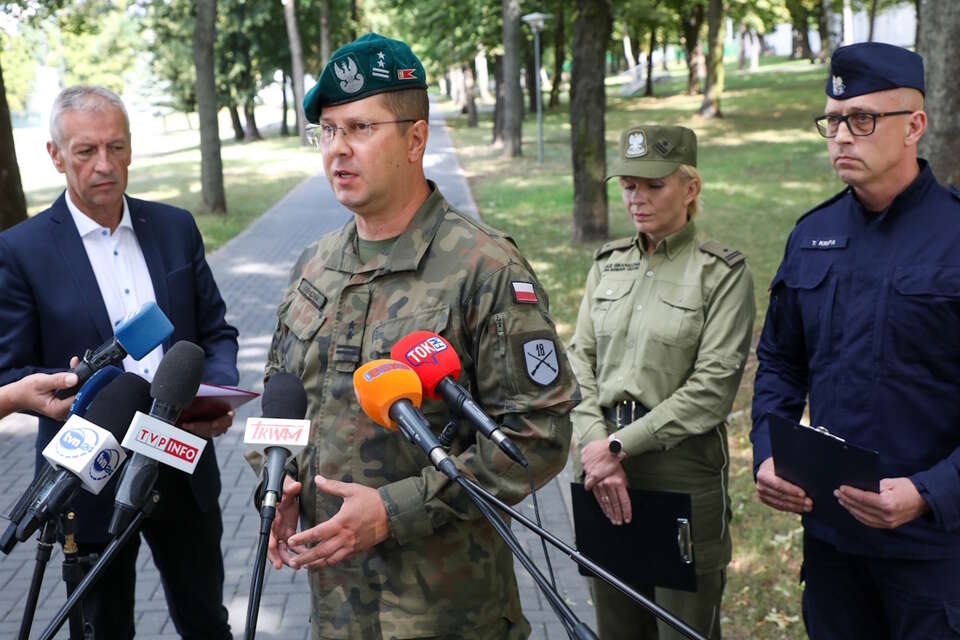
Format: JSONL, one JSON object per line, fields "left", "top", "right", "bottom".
{"left": 652, "top": 286, "right": 704, "bottom": 347}
{"left": 785, "top": 257, "right": 835, "bottom": 357}
{"left": 279, "top": 291, "right": 326, "bottom": 379}
{"left": 890, "top": 266, "right": 960, "bottom": 364}
{"left": 590, "top": 279, "right": 635, "bottom": 336}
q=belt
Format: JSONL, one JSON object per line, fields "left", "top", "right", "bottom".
{"left": 602, "top": 400, "right": 649, "bottom": 430}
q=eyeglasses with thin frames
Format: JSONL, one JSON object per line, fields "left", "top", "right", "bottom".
{"left": 814, "top": 111, "right": 913, "bottom": 138}
{"left": 306, "top": 119, "right": 417, "bottom": 150}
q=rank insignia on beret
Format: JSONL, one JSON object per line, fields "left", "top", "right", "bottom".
{"left": 655, "top": 138, "right": 674, "bottom": 157}
{"left": 523, "top": 339, "right": 559, "bottom": 386}
{"left": 397, "top": 68, "right": 417, "bottom": 80}
{"left": 333, "top": 56, "right": 364, "bottom": 94}
{"left": 371, "top": 50, "right": 390, "bottom": 79}
{"left": 512, "top": 281, "right": 538, "bottom": 304}
{"left": 832, "top": 75, "right": 845, "bottom": 96}
{"left": 626, "top": 130, "right": 647, "bottom": 158}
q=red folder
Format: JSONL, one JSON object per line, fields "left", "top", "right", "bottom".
{"left": 180, "top": 383, "right": 260, "bottom": 422}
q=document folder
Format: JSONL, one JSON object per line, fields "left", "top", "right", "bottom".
{"left": 570, "top": 482, "right": 697, "bottom": 592}
{"left": 768, "top": 413, "right": 880, "bottom": 528}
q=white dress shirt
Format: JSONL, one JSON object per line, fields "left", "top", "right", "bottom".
{"left": 66, "top": 192, "right": 164, "bottom": 379}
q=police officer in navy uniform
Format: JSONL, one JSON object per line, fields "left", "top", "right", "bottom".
{"left": 751, "top": 42, "right": 960, "bottom": 639}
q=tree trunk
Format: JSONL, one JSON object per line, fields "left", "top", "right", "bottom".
{"left": 749, "top": 31, "right": 760, "bottom": 71}
{"left": 549, "top": 4, "right": 565, "bottom": 109}
{"left": 492, "top": 55, "right": 505, "bottom": 146}
{"left": 644, "top": 25, "right": 656, "bottom": 97}
{"left": 229, "top": 104, "right": 244, "bottom": 142}
{"left": 502, "top": 0, "right": 523, "bottom": 157}
{"left": 320, "top": 0, "right": 331, "bottom": 67}
{"left": 915, "top": 0, "right": 921, "bottom": 49}
{"left": 243, "top": 99, "right": 262, "bottom": 141}
{"left": 0, "top": 59, "right": 26, "bottom": 232}
{"left": 193, "top": 0, "right": 226, "bottom": 215}
{"left": 570, "top": 0, "right": 612, "bottom": 242}
{"left": 476, "top": 49, "right": 493, "bottom": 101}
{"left": 699, "top": 0, "right": 725, "bottom": 117}
{"left": 841, "top": 0, "right": 854, "bottom": 45}
{"left": 681, "top": 3, "right": 705, "bottom": 96}
{"left": 349, "top": 0, "right": 357, "bottom": 41}
{"left": 868, "top": 0, "right": 880, "bottom": 41}
{"left": 819, "top": 0, "right": 834, "bottom": 61}
{"left": 280, "top": 70, "right": 289, "bottom": 137}
{"left": 738, "top": 23, "right": 747, "bottom": 70}
{"left": 623, "top": 29, "right": 636, "bottom": 70}
{"left": 465, "top": 63, "right": 478, "bottom": 128}
{"left": 525, "top": 42, "right": 536, "bottom": 117}
{"left": 283, "top": 0, "right": 308, "bottom": 145}
{"left": 918, "top": 0, "right": 960, "bottom": 186}
{"left": 662, "top": 39, "right": 669, "bottom": 72}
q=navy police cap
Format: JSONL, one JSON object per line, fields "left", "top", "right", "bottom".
{"left": 827, "top": 42, "right": 924, "bottom": 100}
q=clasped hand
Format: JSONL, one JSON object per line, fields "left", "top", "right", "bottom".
{"left": 581, "top": 438, "right": 632, "bottom": 526}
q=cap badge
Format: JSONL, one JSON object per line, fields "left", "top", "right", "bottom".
{"left": 625, "top": 131, "right": 647, "bottom": 158}
{"left": 371, "top": 50, "right": 390, "bottom": 79}
{"left": 832, "top": 75, "right": 845, "bottom": 96}
{"left": 334, "top": 56, "right": 364, "bottom": 94}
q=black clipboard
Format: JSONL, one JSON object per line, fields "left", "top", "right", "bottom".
{"left": 570, "top": 482, "right": 697, "bottom": 592}
{"left": 768, "top": 413, "right": 880, "bottom": 528}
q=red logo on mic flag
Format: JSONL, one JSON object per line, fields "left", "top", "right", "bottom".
{"left": 512, "top": 282, "right": 538, "bottom": 304}
{"left": 397, "top": 68, "right": 417, "bottom": 80}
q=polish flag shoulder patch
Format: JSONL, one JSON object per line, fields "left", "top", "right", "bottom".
{"left": 397, "top": 68, "right": 417, "bottom": 80}
{"left": 512, "top": 282, "right": 538, "bottom": 304}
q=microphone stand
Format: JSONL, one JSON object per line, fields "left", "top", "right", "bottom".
{"left": 36, "top": 490, "right": 161, "bottom": 640}
{"left": 460, "top": 477, "right": 706, "bottom": 640}
{"left": 244, "top": 492, "right": 277, "bottom": 640}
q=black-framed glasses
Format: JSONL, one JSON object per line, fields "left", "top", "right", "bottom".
{"left": 814, "top": 111, "right": 913, "bottom": 138}
{"left": 306, "top": 119, "right": 417, "bottom": 149}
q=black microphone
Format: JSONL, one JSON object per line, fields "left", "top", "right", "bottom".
{"left": 108, "top": 341, "right": 205, "bottom": 536}
{"left": 353, "top": 359, "right": 459, "bottom": 481}
{"left": 5, "top": 373, "right": 151, "bottom": 549}
{"left": 244, "top": 372, "right": 309, "bottom": 513}
{"left": 391, "top": 331, "right": 528, "bottom": 466}
{"left": 56, "top": 302, "right": 173, "bottom": 399}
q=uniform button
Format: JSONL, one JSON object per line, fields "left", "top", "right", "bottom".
{"left": 101, "top": 230, "right": 108, "bottom": 237}
{"left": 124, "top": 288, "right": 130, "bottom": 294}
{"left": 113, "top": 250, "right": 119, "bottom": 256}
{"left": 635, "top": 304, "right": 643, "bottom": 311}
{"left": 645, "top": 270, "right": 654, "bottom": 277}
{"left": 606, "top": 288, "right": 613, "bottom": 295}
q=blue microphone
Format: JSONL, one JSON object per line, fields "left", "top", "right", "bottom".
{"left": 56, "top": 302, "right": 173, "bottom": 399}
{"left": 68, "top": 365, "right": 123, "bottom": 418}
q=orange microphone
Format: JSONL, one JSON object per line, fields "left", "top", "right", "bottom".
{"left": 353, "top": 360, "right": 459, "bottom": 480}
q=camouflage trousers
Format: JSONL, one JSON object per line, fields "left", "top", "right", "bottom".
{"left": 313, "top": 616, "right": 530, "bottom": 640}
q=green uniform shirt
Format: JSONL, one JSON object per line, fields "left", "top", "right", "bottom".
{"left": 568, "top": 220, "right": 754, "bottom": 573}
{"left": 266, "top": 184, "right": 579, "bottom": 639}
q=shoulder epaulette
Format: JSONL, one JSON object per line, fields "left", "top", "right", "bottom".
{"left": 699, "top": 240, "right": 745, "bottom": 268}
{"left": 795, "top": 189, "right": 849, "bottom": 226}
{"left": 594, "top": 236, "right": 635, "bottom": 260}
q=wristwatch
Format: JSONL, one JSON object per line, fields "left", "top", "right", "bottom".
{"left": 607, "top": 433, "right": 627, "bottom": 460}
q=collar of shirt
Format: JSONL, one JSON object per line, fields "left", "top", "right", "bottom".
{"left": 852, "top": 158, "right": 935, "bottom": 223}
{"left": 65, "top": 191, "right": 132, "bottom": 239}
{"left": 640, "top": 219, "right": 697, "bottom": 260}
{"left": 328, "top": 180, "right": 445, "bottom": 275}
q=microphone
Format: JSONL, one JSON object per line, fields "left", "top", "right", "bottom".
{"left": 243, "top": 372, "right": 310, "bottom": 513}
{"left": 108, "top": 341, "right": 207, "bottom": 537}
{"left": 56, "top": 301, "right": 174, "bottom": 399}
{"left": 391, "top": 331, "right": 527, "bottom": 467}
{"left": 9, "top": 373, "right": 151, "bottom": 547}
{"left": 67, "top": 365, "right": 123, "bottom": 418}
{"left": 353, "top": 359, "right": 459, "bottom": 481}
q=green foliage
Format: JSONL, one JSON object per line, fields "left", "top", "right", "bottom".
{"left": 0, "top": 25, "right": 43, "bottom": 114}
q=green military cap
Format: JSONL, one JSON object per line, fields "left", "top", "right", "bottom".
{"left": 606, "top": 125, "right": 697, "bottom": 180}
{"left": 303, "top": 32, "right": 428, "bottom": 124}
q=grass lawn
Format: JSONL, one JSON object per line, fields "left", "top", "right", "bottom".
{"left": 444, "top": 58, "right": 843, "bottom": 639}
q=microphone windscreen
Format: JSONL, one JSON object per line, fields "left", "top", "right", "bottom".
{"left": 262, "top": 372, "right": 308, "bottom": 419}
{"left": 84, "top": 372, "right": 152, "bottom": 441}
{"left": 390, "top": 331, "right": 461, "bottom": 399}
{"left": 115, "top": 302, "right": 174, "bottom": 359}
{"left": 353, "top": 359, "right": 423, "bottom": 430}
{"left": 150, "top": 341, "right": 205, "bottom": 407}
{"left": 69, "top": 365, "right": 123, "bottom": 418}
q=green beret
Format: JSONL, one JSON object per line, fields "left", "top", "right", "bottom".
{"left": 606, "top": 125, "right": 697, "bottom": 180}
{"left": 303, "top": 32, "right": 427, "bottom": 124}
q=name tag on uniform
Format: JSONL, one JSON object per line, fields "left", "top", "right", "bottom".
{"left": 802, "top": 236, "right": 848, "bottom": 250}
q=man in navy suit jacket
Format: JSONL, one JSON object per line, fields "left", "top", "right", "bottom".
{"left": 0, "top": 86, "right": 237, "bottom": 639}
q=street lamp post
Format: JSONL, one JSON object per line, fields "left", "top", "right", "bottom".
{"left": 521, "top": 12, "right": 551, "bottom": 164}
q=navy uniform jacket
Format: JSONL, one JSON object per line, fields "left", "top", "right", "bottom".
{"left": 0, "top": 193, "right": 239, "bottom": 543}
{"left": 752, "top": 160, "right": 960, "bottom": 559}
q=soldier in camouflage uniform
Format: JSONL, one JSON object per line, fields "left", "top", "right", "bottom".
{"left": 262, "top": 33, "right": 579, "bottom": 640}
{"left": 568, "top": 126, "right": 755, "bottom": 640}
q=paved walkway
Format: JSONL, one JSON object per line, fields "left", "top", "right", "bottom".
{"left": 0, "top": 101, "right": 593, "bottom": 639}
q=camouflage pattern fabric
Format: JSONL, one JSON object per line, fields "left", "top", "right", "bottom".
{"left": 265, "top": 183, "right": 579, "bottom": 639}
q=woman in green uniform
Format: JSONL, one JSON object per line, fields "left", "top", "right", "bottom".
{"left": 568, "top": 125, "right": 755, "bottom": 640}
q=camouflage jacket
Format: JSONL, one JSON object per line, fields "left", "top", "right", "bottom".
{"left": 266, "top": 185, "right": 579, "bottom": 639}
